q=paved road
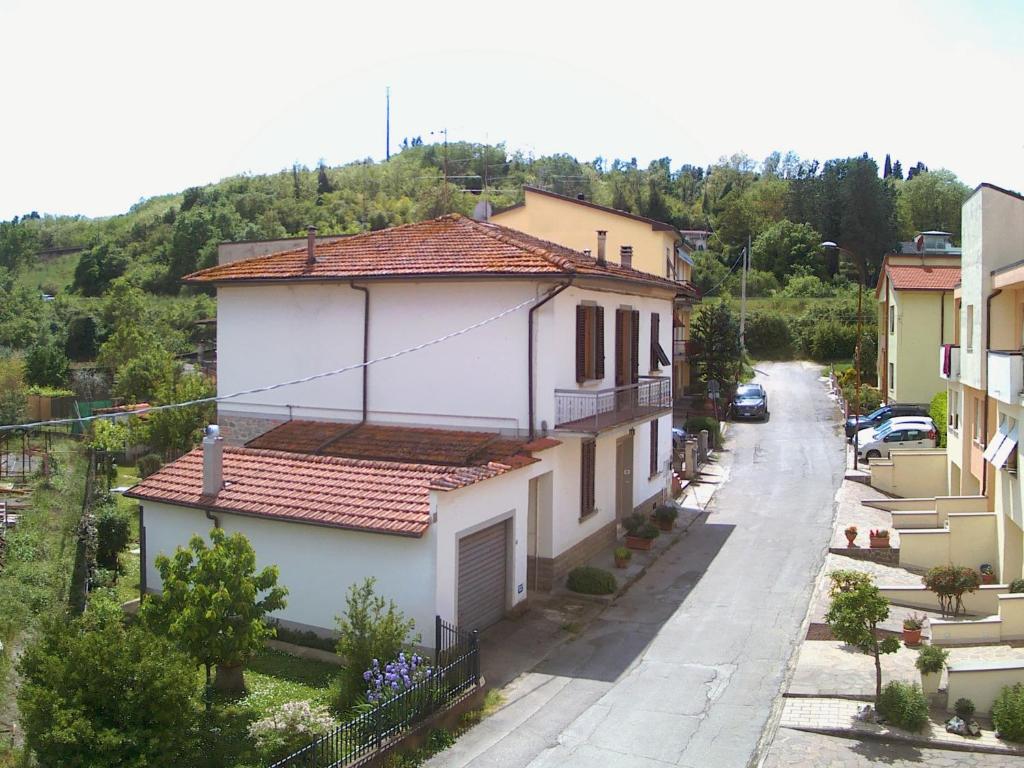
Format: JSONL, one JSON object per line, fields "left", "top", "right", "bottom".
{"left": 764, "top": 727, "right": 1023, "bottom": 767}
{"left": 429, "top": 361, "right": 846, "bottom": 768}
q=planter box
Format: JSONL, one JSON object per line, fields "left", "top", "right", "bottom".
{"left": 614, "top": 557, "right": 630, "bottom": 569}
{"left": 870, "top": 536, "right": 891, "bottom": 549}
{"left": 656, "top": 519, "right": 674, "bottom": 532}
{"left": 625, "top": 536, "right": 654, "bottom": 551}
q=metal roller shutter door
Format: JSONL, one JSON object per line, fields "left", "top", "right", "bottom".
{"left": 457, "top": 521, "right": 508, "bottom": 632}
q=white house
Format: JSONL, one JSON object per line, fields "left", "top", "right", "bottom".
{"left": 126, "top": 214, "right": 681, "bottom": 642}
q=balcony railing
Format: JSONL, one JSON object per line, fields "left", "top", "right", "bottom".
{"left": 939, "top": 344, "right": 961, "bottom": 381}
{"left": 554, "top": 376, "right": 672, "bottom": 433}
{"left": 988, "top": 350, "right": 1024, "bottom": 405}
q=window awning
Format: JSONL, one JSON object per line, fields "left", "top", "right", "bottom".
{"left": 992, "top": 423, "right": 1019, "bottom": 470}
{"left": 653, "top": 341, "right": 670, "bottom": 367}
{"left": 983, "top": 431, "right": 1007, "bottom": 463}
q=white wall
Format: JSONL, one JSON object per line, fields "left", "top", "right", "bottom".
{"left": 142, "top": 501, "right": 437, "bottom": 641}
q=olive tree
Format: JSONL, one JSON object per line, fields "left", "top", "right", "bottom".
{"left": 142, "top": 527, "right": 288, "bottom": 696}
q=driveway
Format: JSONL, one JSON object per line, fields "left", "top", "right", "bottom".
{"left": 429, "top": 361, "right": 846, "bottom": 768}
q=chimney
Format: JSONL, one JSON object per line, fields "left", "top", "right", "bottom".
{"left": 620, "top": 245, "right": 633, "bottom": 269}
{"left": 582, "top": 249, "right": 592, "bottom": 258}
{"left": 306, "top": 225, "right": 318, "bottom": 265}
{"left": 202, "top": 425, "right": 224, "bottom": 497}
{"left": 596, "top": 231, "right": 607, "bottom": 266}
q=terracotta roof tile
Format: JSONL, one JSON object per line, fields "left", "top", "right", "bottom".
{"left": 886, "top": 265, "right": 961, "bottom": 291}
{"left": 184, "top": 214, "right": 682, "bottom": 291}
{"left": 125, "top": 446, "right": 523, "bottom": 537}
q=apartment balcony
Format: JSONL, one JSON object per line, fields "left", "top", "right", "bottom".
{"left": 939, "top": 344, "right": 960, "bottom": 381}
{"left": 554, "top": 377, "right": 672, "bottom": 433}
{"left": 988, "top": 350, "right": 1024, "bottom": 405}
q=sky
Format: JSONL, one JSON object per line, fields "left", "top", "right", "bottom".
{"left": 2, "top": 0, "right": 1022, "bottom": 219}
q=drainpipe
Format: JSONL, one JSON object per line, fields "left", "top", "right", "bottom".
{"left": 982, "top": 289, "right": 1003, "bottom": 498}
{"left": 528, "top": 281, "right": 573, "bottom": 440}
{"left": 350, "top": 282, "right": 370, "bottom": 425}
{"left": 205, "top": 509, "right": 220, "bottom": 528}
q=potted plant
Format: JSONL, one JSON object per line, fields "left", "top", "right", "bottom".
{"left": 902, "top": 614, "right": 924, "bottom": 646}
{"left": 844, "top": 525, "right": 858, "bottom": 547}
{"left": 653, "top": 504, "right": 678, "bottom": 532}
{"left": 980, "top": 563, "right": 995, "bottom": 585}
{"left": 915, "top": 644, "right": 949, "bottom": 697}
{"left": 869, "top": 528, "right": 890, "bottom": 549}
{"left": 614, "top": 547, "right": 632, "bottom": 569}
{"left": 623, "top": 512, "right": 660, "bottom": 551}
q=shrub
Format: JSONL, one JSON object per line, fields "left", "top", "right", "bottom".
{"left": 654, "top": 504, "right": 678, "bottom": 524}
{"left": 567, "top": 567, "right": 616, "bottom": 595}
{"left": 744, "top": 311, "right": 793, "bottom": 360}
{"left": 954, "top": 697, "right": 976, "bottom": 719}
{"left": 877, "top": 681, "right": 929, "bottom": 731}
{"left": 1010, "top": 579, "right": 1024, "bottom": 594}
{"left": 828, "top": 569, "right": 873, "bottom": 597}
{"left": 781, "top": 274, "right": 833, "bottom": 298}
{"left": 915, "top": 644, "right": 949, "bottom": 675}
{"left": 136, "top": 453, "right": 162, "bottom": 478}
{"left": 96, "top": 503, "right": 131, "bottom": 571}
{"left": 810, "top": 320, "right": 858, "bottom": 361}
{"left": 930, "top": 392, "right": 947, "bottom": 448}
{"left": 685, "top": 416, "right": 721, "bottom": 448}
{"left": 924, "top": 565, "right": 980, "bottom": 617}
{"left": 842, "top": 384, "right": 882, "bottom": 414}
{"left": 613, "top": 546, "right": 632, "bottom": 562}
{"left": 333, "top": 578, "right": 419, "bottom": 714}
{"left": 736, "top": 269, "right": 780, "bottom": 297}
{"left": 623, "top": 513, "right": 659, "bottom": 540}
{"left": 903, "top": 614, "right": 924, "bottom": 630}
{"left": 249, "top": 700, "right": 336, "bottom": 761}
{"left": 993, "top": 683, "right": 1024, "bottom": 741}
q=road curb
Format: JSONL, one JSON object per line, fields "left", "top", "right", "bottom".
{"left": 786, "top": 724, "right": 1024, "bottom": 758}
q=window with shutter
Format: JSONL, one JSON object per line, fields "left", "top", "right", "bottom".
{"left": 649, "top": 419, "right": 658, "bottom": 476}
{"left": 576, "top": 305, "right": 605, "bottom": 383}
{"left": 576, "top": 305, "right": 587, "bottom": 382}
{"left": 630, "top": 309, "right": 640, "bottom": 384}
{"left": 594, "top": 305, "right": 605, "bottom": 380}
{"left": 615, "top": 310, "right": 626, "bottom": 386}
{"left": 580, "top": 439, "right": 596, "bottom": 518}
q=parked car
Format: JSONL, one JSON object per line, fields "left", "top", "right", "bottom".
{"left": 844, "top": 403, "right": 930, "bottom": 438}
{"left": 672, "top": 427, "right": 687, "bottom": 452}
{"left": 857, "top": 418, "right": 937, "bottom": 462}
{"left": 730, "top": 383, "right": 768, "bottom": 421}
{"left": 854, "top": 415, "right": 935, "bottom": 447}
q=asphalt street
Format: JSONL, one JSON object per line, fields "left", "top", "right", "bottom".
{"left": 429, "top": 361, "right": 846, "bottom": 768}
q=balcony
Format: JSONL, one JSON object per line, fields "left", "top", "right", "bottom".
{"left": 554, "top": 377, "right": 672, "bottom": 433}
{"left": 939, "top": 344, "right": 961, "bottom": 381}
{"left": 988, "top": 350, "right": 1024, "bottom": 405}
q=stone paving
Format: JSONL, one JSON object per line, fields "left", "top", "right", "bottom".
{"left": 778, "top": 697, "right": 1024, "bottom": 756}
{"left": 830, "top": 477, "right": 902, "bottom": 549}
{"left": 763, "top": 727, "right": 1024, "bottom": 767}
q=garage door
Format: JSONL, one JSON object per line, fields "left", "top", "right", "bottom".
{"left": 457, "top": 521, "right": 508, "bottom": 632}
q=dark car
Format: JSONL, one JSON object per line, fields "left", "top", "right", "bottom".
{"left": 844, "top": 403, "right": 930, "bottom": 438}
{"left": 730, "top": 383, "right": 768, "bottom": 421}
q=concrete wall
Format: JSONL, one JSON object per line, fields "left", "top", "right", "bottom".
{"left": 947, "top": 660, "right": 1024, "bottom": 715}
{"left": 218, "top": 235, "right": 345, "bottom": 266}
{"left": 889, "top": 290, "right": 954, "bottom": 405}
{"left": 869, "top": 450, "right": 948, "bottom": 498}
{"left": 141, "top": 500, "right": 438, "bottom": 639}
{"left": 878, "top": 584, "right": 1005, "bottom": 616}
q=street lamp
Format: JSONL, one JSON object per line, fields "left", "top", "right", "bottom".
{"left": 821, "top": 241, "right": 864, "bottom": 472}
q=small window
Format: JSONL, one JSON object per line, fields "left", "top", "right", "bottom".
{"left": 576, "top": 305, "right": 605, "bottom": 382}
{"left": 967, "top": 305, "right": 975, "bottom": 352}
{"left": 889, "top": 306, "right": 895, "bottom": 334}
{"left": 649, "top": 419, "right": 659, "bottom": 476}
{"left": 888, "top": 363, "right": 895, "bottom": 390}
{"left": 580, "top": 440, "right": 596, "bottom": 519}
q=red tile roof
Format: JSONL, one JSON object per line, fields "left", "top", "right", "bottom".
{"left": 184, "top": 214, "right": 682, "bottom": 291}
{"left": 885, "top": 265, "right": 961, "bottom": 291}
{"left": 125, "top": 446, "right": 529, "bottom": 537}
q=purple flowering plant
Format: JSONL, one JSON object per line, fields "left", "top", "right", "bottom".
{"left": 363, "top": 652, "right": 432, "bottom": 703}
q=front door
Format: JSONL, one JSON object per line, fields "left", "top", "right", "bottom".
{"left": 616, "top": 433, "right": 634, "bottom": 520}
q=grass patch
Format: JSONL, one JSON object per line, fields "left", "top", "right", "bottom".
{"left": 15, "top": 251, "right": 80, "bottom": 294}
{"left": 115, "top": 464, "right": 141, "bottom": 488}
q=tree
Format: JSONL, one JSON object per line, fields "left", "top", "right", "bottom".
{"left": 825, "top": 579, "right": 900, "bottom": 703}
{"left": 66, "top": 314, "right": 99, "bottom": 361}
{"left": 0, "top": 217, "right": 39, "bottom": 272}
{"left": 25, "top": 342, "right": 69, "bottom": 388}
{"left": 143, "top": 372, "right": 215, "bottom": 458}
{"left": 113, "top": 347, "right": 176, "bottom": 403}
{"left": 691, "top": 301, "right": 741, "bottom": 388}
{"left": 891, "top": 160, "right": 904, "bottom": 180}
{"left": 751, "top": 220, "right": 824, "bottom": 282}
{"left": 17, "top": 610, "right": 198, "bottom": 767}
{"left": 924, "top": 565, "right": 980, "bottom": 617}
{"left": 883, "top": 154, "right": 892, "bottom": 179}
{"left": 898, "top": 169, "right": 971, "bottom": 241}
{"left": 142, "top": 527, "right": 288, "bottom": 695}
{"left": 0, "top": 355, "right": 27, "bottom": 425}
{"left": 72, "top": 242, "right": 128, "bottom": 296}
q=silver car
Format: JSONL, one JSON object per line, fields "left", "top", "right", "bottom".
{"left": 857, "top": 417, "right": 937, "bottom": 462}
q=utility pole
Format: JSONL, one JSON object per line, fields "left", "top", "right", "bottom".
{"left": 739, "top": 234, "right": 750, "bottom": 352}
{"left": 431, "top": 128, "right": 449, "bottom": 213}
{"left": 385, "top": 87, "right": 390, "bottom": 161}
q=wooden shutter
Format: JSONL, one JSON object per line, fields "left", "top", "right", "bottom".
{"left": 594, "top": 305, "right": 605, "bottom": 380}
{"left": 650, "top": 419, "right": 659, "bottom": 476}
{"left": 630, "top": 309, "right": 640, "bottom": 384}
{"left": 615, "top": 310, "right": 625, "bottom": 386}
{"left": 576, "top": 305, "right": 587, "bottom": 382}
{"left": 580, "top": 440, "right": 596, "bottom": 517}
{"left": 650, "top": 312, "right": 660, "bottom": 370}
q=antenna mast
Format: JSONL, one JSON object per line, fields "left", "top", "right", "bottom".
{"left": 385, "top": 87, "right": 390, "bottom": 161}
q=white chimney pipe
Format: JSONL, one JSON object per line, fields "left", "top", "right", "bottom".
{"left": 202, "top": 424, "right": 223, "bottom": 496}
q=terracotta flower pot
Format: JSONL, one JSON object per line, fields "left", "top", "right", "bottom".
{"left": 845, "top": 532, "right": 857, "bottom": 547}
{"left": 870, "top": 536, "right": 890, "bottom": 549}
{"left": 981, "top": 572, "right": 995, "bottom": 585}
{"left": 625, "top": 535, "right": 654, "bottom": 551}
{"left": 903, "top": 627, "right": 922, "bottom": 646}
{"left": 657, "top": 519, "right": 674, "bottom": 532}
{"left": 614, "top": 556, "right": 630, "bottom": 568}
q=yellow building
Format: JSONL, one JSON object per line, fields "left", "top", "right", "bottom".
{"left": 875, "top": 237, "right": 960, "bottom": 405}
{"left": 491, "top": 186, "right": 700, "bottom": 395}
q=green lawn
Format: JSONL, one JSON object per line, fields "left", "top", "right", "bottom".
{"left": 15, "top": 251, "right": 80, "bottom": 294}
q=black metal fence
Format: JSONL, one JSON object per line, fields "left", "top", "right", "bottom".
{"left": 268, "top": 617, "right": 480, "bottom": 768}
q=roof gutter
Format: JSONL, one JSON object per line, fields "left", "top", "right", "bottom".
{"left": 528, "top": 281, "right": 573, "bottom": 440}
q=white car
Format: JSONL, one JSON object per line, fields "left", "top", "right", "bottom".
{"left": 857, "top": 417, "right": 937, "bottom": 462}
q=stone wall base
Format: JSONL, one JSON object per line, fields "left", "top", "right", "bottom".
{"left": 830, "top": 546, "right": 900, "bottom": 567}
{"left": 217, "top": 412, "right": 288, "bottom": 445}
{"left": 529, "top": 519, "right": 618, "bottom": 591}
